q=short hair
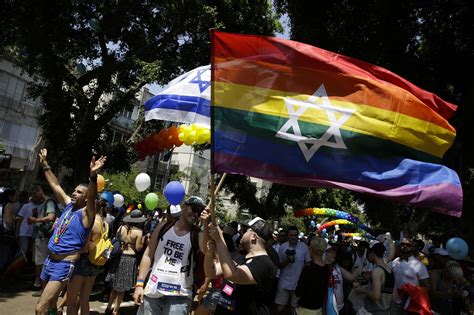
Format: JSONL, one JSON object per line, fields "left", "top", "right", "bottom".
{"left": 369, "top": 243, "right": 386, "bottom": 258}
{"left": 78, "top": 183, "right": 89, "bottom": 190}
{"left": 414, "top": 239, "right": 425, "bottom": 248}
{"left": 310, "top": 237, "right": 328, "bottom": 256}
{"left": 32, "top": 185, "right": 44, "bottom": 193}
{"left": 444, "top": 260, "right": 464, "bottom": 280}
{"left": 288, "top": 226, "right": 298, "bottom": 233}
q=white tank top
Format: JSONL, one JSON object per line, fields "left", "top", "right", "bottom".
{"left": 144, "top": 226, "right": 193, "bottom": 298}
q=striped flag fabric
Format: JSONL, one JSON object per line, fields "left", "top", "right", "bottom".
{"left": 145, "top": 65, "right": 210, "bottom": 126}
{"left": 211, "top": 30, "right": 462, "bottom": 216}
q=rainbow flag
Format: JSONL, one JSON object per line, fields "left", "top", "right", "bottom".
{"left": 211, "top": 31, "right": 462, "bottom": 216}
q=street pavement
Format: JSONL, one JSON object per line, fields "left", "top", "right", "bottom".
{"left": 0, "top": 264, "right": 137, "bottom": 314}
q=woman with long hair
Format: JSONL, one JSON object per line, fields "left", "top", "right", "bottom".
{"left": 105, "top": 209, "right": 144, "bottom": 315}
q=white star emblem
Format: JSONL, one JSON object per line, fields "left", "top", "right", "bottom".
{"left": 275, "top": 84, "right": 355, "bottom": 162}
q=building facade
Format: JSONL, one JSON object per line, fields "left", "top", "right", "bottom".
{"left": 0, "top": 59, "right": 43, "bottom": 189}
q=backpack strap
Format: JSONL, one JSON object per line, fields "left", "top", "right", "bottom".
{"left": 157, "top": 218, "right": 178, "bottom": 244}
{"left": 187, "top": 225, "right": 201, "bottom": 276}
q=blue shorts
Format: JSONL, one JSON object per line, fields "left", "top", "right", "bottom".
{"left": 40, "top": 255, "right": 75, "bottom": 282}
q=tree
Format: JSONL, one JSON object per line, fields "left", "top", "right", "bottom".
{"left": 275, "top": 0, "right": 474, "bottom": 242}
{"left": 101, "top": 166, "right": 168, "bottom": 211}
{"left": 1, "top": 0, "right": 281, "bottom": 183}
{"left": 222, "top": 174, "right": 360, "bottom": 220}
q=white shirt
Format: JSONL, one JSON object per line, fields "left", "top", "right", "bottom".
{"left": 390, "top": 255, "right": 429, "bottom": 303}
{"left": 278, "top": 241, "right": 311, "bottom": 290}
{"left": 144, "top": 226, "right": 193, "bottom": 298}
{"left": 17, "top": 202, "right": 37, "bottom": 237}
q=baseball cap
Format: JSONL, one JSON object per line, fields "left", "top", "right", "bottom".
{"left": 240, "top": 217, "right": 272, "bottom": 242}
{"left": 184, "top": 196, "right": 205, "bottom": 209}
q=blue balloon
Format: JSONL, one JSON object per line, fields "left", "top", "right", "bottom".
{"left": 100, "top": 191, "right": 114, "bottom": 208}
{"left": 163, "top": 181, "right": 185, "bottom": 205}
{"left": 310, "top": 220, "right": 316, "bottom": 227}
{"left": 446, "top": 237, "right": 468, "bottom": 260}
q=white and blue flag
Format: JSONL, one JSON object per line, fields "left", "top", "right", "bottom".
{"left": 144, "top": 65, "right": 210, "bottom": 126}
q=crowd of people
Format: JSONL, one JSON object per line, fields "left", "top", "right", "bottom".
{"left": 1, "top": 149, "right": 474, "bottom": 315}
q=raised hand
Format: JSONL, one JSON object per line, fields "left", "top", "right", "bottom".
{"left": 38, "top": 148, "right": 48, "bottom": 166}
{"left": 200, "top": 208, "right": 211, "bottom": 226}
{"left": 90, "top": 155, "right": 107, "bottom": 174}
{"left": 208, "top": 223, "right": 224, "bottom": 242}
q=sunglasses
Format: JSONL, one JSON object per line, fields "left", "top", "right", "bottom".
{"left": 190, "top": 205, "right": 204, "bottom": 214}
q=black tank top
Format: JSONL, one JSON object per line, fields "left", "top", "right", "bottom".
{"left": 377, "top": 264, "right": 395, "bottom": 293}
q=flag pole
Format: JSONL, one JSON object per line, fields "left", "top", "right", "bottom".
{"left": 208, "top": 173, "right": 227, "bottom": 225}
{"left": 208, "top": 28, "right": 217, "bottom": 225}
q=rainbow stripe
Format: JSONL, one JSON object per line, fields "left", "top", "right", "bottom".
{"left": 211, "top": 31, "right": 462, "bottom": 216}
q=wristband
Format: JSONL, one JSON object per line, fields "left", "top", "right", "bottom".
{"left": 135, "top": 280, "right": 144, "bottom": 287}
{"left": 89, "top": 176, "right": 98, "bottom": 183}
{"left": 43, "top": 166, "right": 52, "bottom": 172}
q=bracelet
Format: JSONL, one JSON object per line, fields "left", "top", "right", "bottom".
{"left": 89, "top": 176, "right": 97, "bottom": 183}
{"left": 135, "top": 280, "right": 144, "bottom": 287}
{"left": 43, "top": 166, "right": 52, "bottom": 172}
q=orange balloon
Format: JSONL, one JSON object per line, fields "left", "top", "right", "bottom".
{"left": 97, "top": 174, "right": 105, "bottom": 192}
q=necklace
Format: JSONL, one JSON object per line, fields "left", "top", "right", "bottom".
{"left": 53, "top": 208, "right": 75, "bottom": 243}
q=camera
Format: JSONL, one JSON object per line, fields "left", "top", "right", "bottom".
{"left": 286, "top": 249, "right": 296, "bottom": 263}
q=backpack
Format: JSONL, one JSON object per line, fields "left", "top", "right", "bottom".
{"left": 157, "top": 218, "right": 201, "bottom": 276}
{"left": 109, "top": 226, "right": 124, "bottom": 259}
{"left": 35, "top": 199, "right": 61, "bottom": 238}
{"left": 88, "top": 220, "right": 112, "bottom": 266}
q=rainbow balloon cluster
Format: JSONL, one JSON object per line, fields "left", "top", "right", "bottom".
{"left": 133, "top": 124, "right": 210, "bottom": 160}
{"left": 341, "top": 233, "right": 361, "bottom": 237}
{"left": 295, "top": 207, "right": 360, "bottom": 224}
{"left": 318, "top": 219, "right": 354, "bottom": 231}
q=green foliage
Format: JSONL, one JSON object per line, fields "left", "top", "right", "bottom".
{"left": 1, "top": 0, "right": 281, "bottom": 183}
{"left": 101, "top": 166, "right": 168, "bottom": 210}
{"left": 222, "top": 174, "right": 360, "bottom": 221}
{"left": 278, "top": 209, "right": 306, "bottom": 233}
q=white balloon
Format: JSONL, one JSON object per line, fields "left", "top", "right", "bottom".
{"left": 113, "top": 194, "right": 124, "bottom": 207}
{"left": 135, "top": 173, "right": 151, "bottom": 192}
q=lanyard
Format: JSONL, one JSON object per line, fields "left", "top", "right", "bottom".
{"left": 53, "top": 208, "right": 75, "bottom": 243}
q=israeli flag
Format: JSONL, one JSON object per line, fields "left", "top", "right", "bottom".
{"left": 144, "top": 65, "right": 210, "bottom": 126}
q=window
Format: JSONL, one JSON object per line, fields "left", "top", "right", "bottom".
{"left": 0, "top": 121, "right": 37, "bottom": 147}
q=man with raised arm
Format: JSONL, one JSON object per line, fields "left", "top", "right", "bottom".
{"left": 206, "top": 217, "right": 277, "bottom": 315}
{"left": 35, "top": 148, "right": 106, "bottom": 315}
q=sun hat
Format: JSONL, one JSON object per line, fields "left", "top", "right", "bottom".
{"left": 123, "top": 209, "right": 146, "bottom": 223}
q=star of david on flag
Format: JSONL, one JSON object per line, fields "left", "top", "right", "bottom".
{"left": 144, "top": 65, "right": 210, "bottom": 126}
